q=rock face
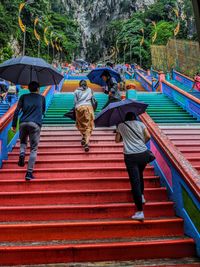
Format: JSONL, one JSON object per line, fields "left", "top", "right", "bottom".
{"left": 61, "top": 0, "right": 155, "bottom": 59}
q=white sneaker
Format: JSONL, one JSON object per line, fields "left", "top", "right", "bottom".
{"left": 131, "top": 211, "right": 144, "bottom": 221}
{"left": 142, "top": 194, "right": 146, "bottom": 204}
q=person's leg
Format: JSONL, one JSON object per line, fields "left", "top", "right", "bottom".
{"left": 138, "top": 164, "right": 146, "bottom": 195}
{"left": 138, "top": 163, "right": 147, "bottom": 204}
{"left": 76, "top": 107, "right": 87, "bottom": 145}
{"left": 124, "top": 156, "right": 143, "bottom": 212}
{"left": 27, "top": 123, "right": 41, "bottom": 176}
{"left": 83, "top": 106, "right": 94, "bottom": 152}
{"left": 18, "top": 123, "right": 29, "bottom": 167}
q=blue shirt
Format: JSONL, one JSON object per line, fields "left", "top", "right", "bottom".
{"left": 12, "top": 93, "right": 46, "bottom": 127}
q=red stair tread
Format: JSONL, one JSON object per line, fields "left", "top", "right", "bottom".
{"left": 0, "top": 126, "right": 197, "bottom": 265}
{"left": 0, "top": 188, "right": 168, "bottom": 206}
{"left": 0, "top": 218, "right": 184, "bottom": 242}
{"left": 0, "top": 239, "right": 195, "bottom": 265}
{"left": 0, "top": 202, "right": 175, "bottom": 222}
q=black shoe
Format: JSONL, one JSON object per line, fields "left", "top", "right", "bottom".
{"left": 84, "top": 144, "right": 90, "bottom": 152}
{"left": 25, "top": 172, "right": 35, "bottom": 181}
{"left": 81, "top": 138, "right": 86, "bottom": 146}
{"left": 18, "top": 155, "right": 25, "bottom": 167}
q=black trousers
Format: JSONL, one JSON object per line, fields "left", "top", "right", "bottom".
{"left": 103, "top": 97, "right": 120, "bottom": 109}
{"left": 124, "top": 151, "right": 149, "bottom": 211}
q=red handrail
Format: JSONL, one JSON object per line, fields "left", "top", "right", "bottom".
{"left": 140, "top": 112, "right": 200, "bottom": 200}
{"left": 0, "top": 86, "right": 51, "bottom": 132}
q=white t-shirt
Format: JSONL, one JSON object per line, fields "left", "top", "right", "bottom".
{"left": 118, "top": 120, "right": 147, "bottom": 154}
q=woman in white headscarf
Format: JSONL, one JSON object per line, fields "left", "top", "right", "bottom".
{"left": 74, "top": 80, "right": 95, "bottom": 152}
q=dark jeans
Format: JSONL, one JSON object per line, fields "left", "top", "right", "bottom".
{"left": 19, "top": 122, "right": 41, "bottom": 173}
{"left": 103, "top": 97, "right": 120, "bottom": 109}
{"left": 124, "top": 151, "right": 149, "bottom": 211}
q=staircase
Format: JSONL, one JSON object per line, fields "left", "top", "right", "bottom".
{"left": 43, "top": 92, "right": 108, "bottom": 126}
{"left": 0, "top": 102, "right": 9, "bottom": 118}
{"left": 0, "top": 125, "right": 198, "bottom": 266}
{"left": 161, "top": 126, "right": 200, "bottom": 175}
{"left": 137, "top": 92, "right": 199, "bottom": 124}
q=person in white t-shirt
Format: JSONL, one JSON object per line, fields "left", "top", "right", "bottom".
{"left": 115, "top": 112, "right": 151, "bottom": 221}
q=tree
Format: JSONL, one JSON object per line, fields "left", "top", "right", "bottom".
{"left": 151, "top": 21, "right": 175, "bottom": 45}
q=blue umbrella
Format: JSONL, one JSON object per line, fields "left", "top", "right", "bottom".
{"left": 0, "top": 56, "right": 63, "bottom": 86}
{"left": 87, "top": 67, "right": 122, "bottom": 86}
{"left": 95, "top": 99, "right": 148, "bottom": 127}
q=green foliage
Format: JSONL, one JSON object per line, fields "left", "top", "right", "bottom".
{"left": 0, "top": 0, "right": 80, "bottom": 62}
{"left": 104, "top": 0, "right": 196, "bottom": 68}
{"left": 151, "top": 21, "right": 175, "bottom": 45}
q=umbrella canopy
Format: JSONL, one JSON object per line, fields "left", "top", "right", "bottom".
{"left": 0, "top": 56, "right": 63, "bottom": 86}
{"left": 87, "top": 67, "right": 122, "bottom": 86}
{"left": 95, "top": 99, "right": 148, "bottom": 127}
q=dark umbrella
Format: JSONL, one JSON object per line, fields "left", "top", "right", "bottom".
{"left": 87, "top": 67, "right": 122, "bottom": 86}
{"left": 0, "top": 56, "right": 63, "bottom": 86}
{"left": 95, "top": 99, "right": 148, "bottom": 127}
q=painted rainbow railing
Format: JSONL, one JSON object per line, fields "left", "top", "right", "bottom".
{"left": 127, "top": 89, "right": 200, "bottom": 256}
{"left": 135, "top": 70, "right": 153, "bottom": 92}
{"left": 0, "top": 85, "right": 55, "bottom": 167}
{"left": 150, "top": 68, "right": 160, "bottom": 79}
{"left": 135, "top": 70, "right": 159, "bottom": 92}
{"left": 65, "top": 74, "right": 89, "bottom": 80}
{"left": 161, "top": 80, "right": 200, "bottom": 120}
{"left": 172, "top": 69, "right": 194, "bottom": 89}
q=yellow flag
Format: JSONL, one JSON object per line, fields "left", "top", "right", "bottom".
{"left": 140, "top": 37, "right": 144, "bottom": 46}
{"left": 151, "top": 22, "right": 157, "bottom": 43}
{"left": 58, "top": 39, "right": 63, "bottom": 52}
{"left": 55, "top": 37, "right": 60, "bottom": 51}
{"left": 174, "top": 22, "right": 180, "bottom": 36}
{"left": 152, "top": 32, "right": 157, "bottom": 44}
{"left": 50, "top": 32, "right": 54, "bottom": 48}
{"left": 173, "top": 8, "right": 179, "bottom": 18}
{"left": 34, "top": 17, "right": 41, "bottom": 41}
{"left": 19, "top": 3, "right": 25, "bottom": 13}
{"left": 18, "top": 3, "right": 26, "bottom": 33}
{"left": 44, "top": 27, "right": 49, "bottom": 46}
{"left": 140, "top": 28, "right": 144, "bottom": 46}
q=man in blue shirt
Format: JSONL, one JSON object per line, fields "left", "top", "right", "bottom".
{"left": 12, "top": 82, "right": 46, "bottom": 181}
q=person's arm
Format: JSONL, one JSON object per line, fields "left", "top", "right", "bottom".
{"left": 144, "top": 128, "right": 151, "bottom": 143}
{"left": 103, "top": 86, "right": 109, "bottom": 95}
{"left": 115, "top": 132, "right": 122, "bottom": 143}
{"left": 74, "top": 91, "right": 78, "bottom": 106}
{"left": 110, "top": 79, "right": 118, "bottom": 96}
{"left": 42, "top": 96, "right": 46, "bottom": 115}
{"left": 11, "top": 95, "right": 23, "bottom": 131}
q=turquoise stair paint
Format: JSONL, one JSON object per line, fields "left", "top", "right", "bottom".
{"left": 43, "top": 92, "right": 108, "bottom": 125}
{"left": 137, "top": 92, "right": 199, "bottom": 124}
